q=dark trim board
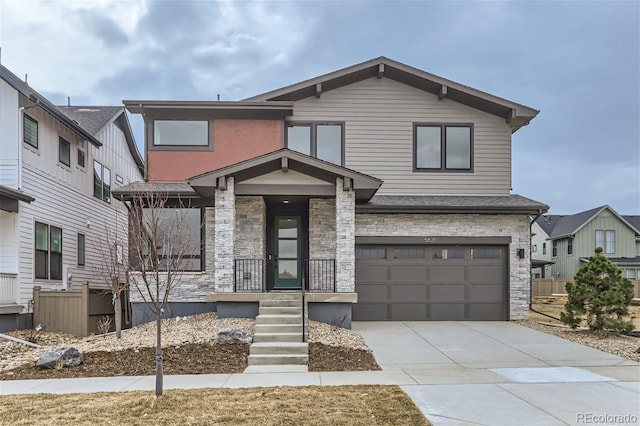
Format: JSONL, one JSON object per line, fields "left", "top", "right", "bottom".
{"left": 356, "top": 236, "right": 512, "bottom": 245}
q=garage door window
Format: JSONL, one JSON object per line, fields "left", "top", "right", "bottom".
{"left": 433, "top": 248, "right": 464, "bottom": 260}
{"left": 471, "top": 248, "right": 502, "bottom": 259}
{"left": 355, "top": 247, "right": 386, "bottom": 260}
{"left": 393, "top": 248, "right": 425, "bottom": 259}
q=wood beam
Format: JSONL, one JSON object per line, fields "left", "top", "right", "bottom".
{"left": 377, "top": 63, "right": 385, "bottom": 79}
{"left": 505, "top": 109, "right": 516, "bottom": 124}
{"left": 216, "top": 176, "right": 227, "bottom": 190}
{"left": 315, "top": 83, "right": 322, "bottom": 98}
{"left": 438, "top": 85, "right": 448, "bottom": 100}
{"left": 343, "top": 177, "right": 353, "bottom": 191}
{"left": 281, "top": 157, "right": 289, "bottom": 172}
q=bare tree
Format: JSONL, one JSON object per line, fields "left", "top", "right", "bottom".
{"left": 126, "top": 190, "right": 199, "bottom": 397}
{"left": 94, "top": 227, "right": 127, "bottom": 338}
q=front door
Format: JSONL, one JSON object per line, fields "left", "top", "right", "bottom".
{"left": 274, "top": 216, "right": 302, "bottom": 289}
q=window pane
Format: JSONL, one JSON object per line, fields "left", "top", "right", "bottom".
{"left": 59, "top": 138, "right": 71, "bottom": 166}
{"left": 50, "top": 227, "right": 62, "bottom": 254}
{"left": 278, "top": 240, "right": 297, "bottom": 258}
{"left": 278, "top": 218, "right": 297, "bottom": 238}
{"left": 471, "top": 248, "right": 502, "bottom": 259}
{"left": 355, "top": 248, "right": 386, "bottom": 260}
{"left": 94, "top": 161, "right": 102, "bottom": 199}
{"left": 24, "top": 115, "right": 38, "bottom": 148}
{"left": 445, "top": 127, "right": 471, "bottom": 169}
{"left": 433, "top": 248, "right": 464, "bottom": 260}
{"left": 77, "top": 149, "right": 85, "bottom": 167}
{"left": 103, "top": 167, "right": 111, "bottom": 203}
{"left": 278, "top": 260, "right": 298, "bottom": 279}
{"left": 77, "top": 234, "right": 85, "bottom": 266}
{"left": 35, "top": 251, "right": 48, "bottom": 279}
{"left": 154, "top": 120, "right": 208, "bottom": 146}
{"left": 316, "top": 124, "right": 342, "bottom": 165}
{"left": 50, "top": 253, "right": 62, "bottom": 280}
{"left": 35, "top": 222, "right": 48, "bottom": 250}
{"left": 595, "top": 230, "right": 605, "bottom": 250}
{"left": 393, "top": 248, "right": 425, "bottom": 259}
{"left": 416, "top": 126, "right": 441, "bottom": 168}
{"left": 287, "top": 126, "right": 311, "bottom": 155}
{"left": 625, "top": 269, "right": 636, "bottom": 279}
{"left": 606, "top": 230, "right": 615, "bottom": 253}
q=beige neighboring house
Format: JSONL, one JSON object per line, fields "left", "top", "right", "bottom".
{"left": 0, "top": 64, "right": 143, "bottom": 332}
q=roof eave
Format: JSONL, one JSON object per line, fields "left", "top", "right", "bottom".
{"left": 356, "top": 204, "right": 548, "bottom": 215}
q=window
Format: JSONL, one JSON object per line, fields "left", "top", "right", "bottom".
{"left": 154, "top": 120, "right": 208, "bottom": 146}
{"left": 355, "top": 247, "right": 386, "bottom": 260}
{"left": 286, "top": 123, "right": 343, "bottom": 165}
{"left": 567, "top": 238, "right": 573, "bottom": 255}
{"left": 595, "top": 230, "right": 615, "bottom": 254}
{"left": 471, "top": 248, "right": 502, "bottom": 259}
{"left": 552, "top": 240, "right": 558, "bottom": 257}
{"left": 35, "top": 222, "right": 62, "bottom": 280}
{"left": 93, "top": 160, "right": 111, "bottom": 203}
{"left": 77, "top": 233, "right": 85, "bottom": 267}
{"left": 139, "top": 208, "right": 202, "bottom": 271}
{"left": 542, "top": 242, "right": 547, "bottom": 255}
{"left": 414, "top": 124, "right": 472, "bottom": 171}
{"left": 532, "top": 244, "right": 538, "bottom": 253}
{"left": 625, "top": 268, "right": 637, "bottom": 279}
{"left": 59, "top": 137, "right": 71, "bottom": 166}
{"left": 24, "top": 114, "right": 38, "bottom": 148}
{"left": 77, "top": 149, "right": 85, "bottom": 168}
{"left": 393, "top": 248, "right": 425, "bottom": 259}
{"left": 433, "top": 248, "right": 464, "bottom": 260}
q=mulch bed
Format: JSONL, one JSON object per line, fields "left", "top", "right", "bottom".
{"left": 0, "top": 343, "right": 380, "bottom": 380}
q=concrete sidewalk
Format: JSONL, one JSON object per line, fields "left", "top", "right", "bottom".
{"left": 1, "top": 322, "right": 639, "bottom": 426}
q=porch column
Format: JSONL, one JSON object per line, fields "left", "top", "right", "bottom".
{"left": 214, "top": 177, "right": 235, "bottom": 293}
{"left": 335, "top": 177, "right": 355, "bottom": 292}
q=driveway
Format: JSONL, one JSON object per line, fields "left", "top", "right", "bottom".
{"left": 352, "top": 321, "right": 640, "bottom": 426}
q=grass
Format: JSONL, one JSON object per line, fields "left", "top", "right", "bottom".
{"left": 0, "top": 385, "right": 430, "bottom": 425}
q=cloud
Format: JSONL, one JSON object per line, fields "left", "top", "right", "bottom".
{"left": 79, "top": 9, "right": 129, "bottom": 47}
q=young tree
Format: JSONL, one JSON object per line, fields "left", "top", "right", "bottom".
{"left": 127, "top": 190, "right": 199, "bottom": 397}
{"left": 561, "top": 247, "right": 634, "bottom": 333}
{"left": 94, "top": 228, "right": 127, "bottom": 338}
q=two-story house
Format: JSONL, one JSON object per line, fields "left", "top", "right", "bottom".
{"left": 115, "top": 57, "right": 548, "bottom": 326}
{"left": 0, "top": 64, "right": 144, "bottom": 332}
{"left": 531, "top": 219, "right": 554, "bottom": 278}
{"left": 536, "top": 205, "right": 640, "bottom": 279}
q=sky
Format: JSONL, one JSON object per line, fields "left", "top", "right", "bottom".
{"left": 0, "top": 0, "right": 638, "bottom": 215}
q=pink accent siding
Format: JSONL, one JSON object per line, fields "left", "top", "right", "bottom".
{"left": 147, "top": 119, "right": 282, "bottom": 182}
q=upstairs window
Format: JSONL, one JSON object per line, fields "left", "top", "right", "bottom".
{"left": 24, "top": 114, "right": 38, "bottom": 148}
{"left": 94, "top": 160, "right": 111, "bottom": 203}
{"left": 35, "top": 222, "right": 62, "bottom": 280}
{"left": 567, "top": 238, "right": 573, "bottom": 255}
{"left": 552, "top": 240, "right": 558, "bottom": 257}
{"left": 286, "top": 123, "right": 344, "bottom": 166}
{"left": 77, "top": 233, "right": 85, "bottom": 267}
{"left": 542, "top": 242, "right": 547, "bottom": 255}
{"left": 77, "top": 149, "right": 85, "bottom": 168}
{"left": 595, "top": 230, "right": 615, "bottom": 254}
{"left": 153, "top": 120, "right": 208, "bottom": 146}
{"left": 59, "top": 137, "right": 71, "bottom": 167}
{"left": 414, "top": 124, "right": 472, "bottom": 171}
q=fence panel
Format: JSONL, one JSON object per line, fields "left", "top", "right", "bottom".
{"left": 532, "top": 278, "right": 640, "bottom": 298}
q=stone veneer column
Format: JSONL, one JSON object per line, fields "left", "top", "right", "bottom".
{"left": 214, "top": 177, "right": 235, "bottom": 293}
{"left": 335, "top": 177, "right": 355, "bottom": 292}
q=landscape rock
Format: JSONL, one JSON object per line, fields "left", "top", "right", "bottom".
{"left": 36, "top": 347, "right": 83, "bottom": 369}
{"left": 217, "top": 326, "right": 252, "bottom": 344}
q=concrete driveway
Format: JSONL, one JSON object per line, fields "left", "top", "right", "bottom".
{"left": 352, "top": 321, "right": 640, "bottom": 426}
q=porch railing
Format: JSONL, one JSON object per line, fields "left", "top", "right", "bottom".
{"left": 0, "top": 273, "right": 17, "bottom": 305}
{"left": 234, "top": 259, "right": 265, "bottom": 292}
{"left": 306, "top": 259, "right": 336, "bottom": 292}
{"left": 233, "top": 258, "right": 336, "bottom": 292}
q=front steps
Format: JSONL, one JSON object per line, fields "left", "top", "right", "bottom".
{"left": 247, "top": 293, "right": 308, "bottom": 369}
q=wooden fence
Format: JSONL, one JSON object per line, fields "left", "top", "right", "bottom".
{"left": 532, "top": 278, "right": 640, "bottom": 299}
{"left": 33, "top": 281, "right": 129, "bottom": 336}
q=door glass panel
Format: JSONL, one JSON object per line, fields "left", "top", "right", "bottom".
{"left": 278, "top": 218, "right": 297, "bottom": 238}
{"left": 278, "top": 260, "right": 298, "bottom": 279}
{"left": 279, "top": 240, "right": 297, "bottom": 259}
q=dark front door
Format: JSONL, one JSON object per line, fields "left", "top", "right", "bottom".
{"left": 274, "top": 216, "right": 302, "bottom": 289}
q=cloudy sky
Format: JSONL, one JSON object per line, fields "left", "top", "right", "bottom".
{"left": 1, "top": 0, "right": 638, "bottom": 215}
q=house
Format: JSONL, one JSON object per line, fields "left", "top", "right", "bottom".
{"left": 536, "top": 205, "right": 640, "bottom": 279}
{"left": 0, "top": 64, "right": 144, "bottom": 332}
{"left": 531, "top": 220, "right": 554, "bottom": 278}
{"left": 115, "top": 57, "right": 548, "bottom": 326}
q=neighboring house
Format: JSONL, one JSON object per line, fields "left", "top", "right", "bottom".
{"left": 536, "top": 206, "right": 640, "bottom": 280}
{"left": 115, "top": 57, "right": 548, "bottom": 326}
{"left": 0, "top": 64, "right": 144, "bottom": 332}
{"left": 531, "top": 219, "right": 554, "bottom": 278}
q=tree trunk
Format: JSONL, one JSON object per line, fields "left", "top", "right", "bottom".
{"left": 114, "top": 295, "right": 122, "bottom": 339}
{"left": 155, "top": 310, "right": 163, "bottom": 397}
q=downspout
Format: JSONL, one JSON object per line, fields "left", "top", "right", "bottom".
{"left": 17, "top": 99, "right": 40, "bottom": 189}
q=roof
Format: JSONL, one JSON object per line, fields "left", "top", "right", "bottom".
{"left": 123, "top": 100, "right": 293, "bottom": 117}
{"left": 58, "top": 106, "right": 145, "bottom": 175}
{"left": 112, "top": 182, "right": 198, "bottom": 201}
{"left": 0, "top": 185, "right": 35, "bottom": 203}
{"left": 579, "top": 256, "right": 640, "bottom": 265}
{"left": 0, "top": 65, "right": 102, "bottom": 147}
{"left": 356, "top": 194, "right": 548, "bottom": 215}
{"left": 538, "top": 205, "right": 640, "bottom": 240}
{"left": 532, "top": 258, "right": 555, "bottom": 267}
{"left": 245, "top": 56, "right": 539, "bottom": 133}
{"left": 623, "top": 215, "right": 640, "bottom": 232}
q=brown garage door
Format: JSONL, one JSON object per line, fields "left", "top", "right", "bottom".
{"left": 353, "top": 245, "right": 508, "bottom": 321}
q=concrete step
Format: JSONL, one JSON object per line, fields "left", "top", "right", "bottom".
{"left": 255, "top": 324, "right": 303, "bottom": 334}
{"left": 250, "top": 342, "right": 308, "bottom": 355}
{"left": 247, "top": 354, "right": 308, "bottom": 366}
{"left": 259, "top": 293, "right": 302, "bottom": 301}
{"left": 256, "top": 314, "right": 302, "bottom": 325}
{"left": 258, "top": 306, "right": 302, "bottom": 315}
{"left": 260, "top": 299, "right": 301, "bottom": 308}
{"left": 253, "top": 333, "right": 306, "bottom": 343}
{"left": 243, "top": 365, "right": 309, "bottom": 374}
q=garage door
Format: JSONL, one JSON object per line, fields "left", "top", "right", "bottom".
{"left": 353, "top": 245, "right": 508, "bottom": 321}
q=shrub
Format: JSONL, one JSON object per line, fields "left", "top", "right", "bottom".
{"left": 560, "top": 247, "right": 634, "bottom": 333}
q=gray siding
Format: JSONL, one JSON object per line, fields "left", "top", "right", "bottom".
{"left": 292, "top": 77, "right": 512, "bottom": 196}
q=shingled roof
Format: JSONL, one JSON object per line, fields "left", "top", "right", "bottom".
{"left": 536, "top": 206, "right": 640, "bottom": 239}
{"left": 58, "top": 106, "right": 123, "bottom": 136}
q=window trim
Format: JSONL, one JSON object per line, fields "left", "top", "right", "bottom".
{"left": 149, "top": 119, "right": 213, "bottom": 151}
{"left": 58, "top": 137, "right": 71, "bottom": 167}
{"left": 23, "top": 114, "right": 39, "bottom": 149}
{"left": 285, "top": 121, "right": 345, "bottom": 166}
{"left": 413, "top": 123, "right": 474, "bottom": 172}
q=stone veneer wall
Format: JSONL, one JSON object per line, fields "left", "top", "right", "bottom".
{"left": 355, "top": 213, "right": 531, "bottom": 319}
{"left": 130, "top": 207, "right": 216, "bottom": 304}
{"left": 235, "top": 196, "right": 265, "bottom": 258}
{"left": 335, "top": 178, "right": 356, "bottom": 292}
{"left": 214, "top": 177, "right": 235, "bottom": 293}
{"left": 309, "top": 198, "right": 336, "bottom": 259}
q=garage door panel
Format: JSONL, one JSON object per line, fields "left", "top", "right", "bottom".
{"left": 429, "top": 284, "right": 465, "bottom": 301}
{"left": 468, "top": 265, "right": 504, "bottom": 283}
{"left": 356, "top": 264, "right": 388, "bottom": 283}
{"left": 468, "top": 284, "right": 504, "bottom": 301}
{"left": 469, "top": 304, "right": 506, "bottom": 320}
{"left": 390, "top": 303, "right": 427, "bottom": 320}
{"left": 430, "top": 304, "right": 465, "bottom": 320}
{"left": 352, "top": 304, "right": 387, "bottom": 321}
{"left": 389, "top": 284, "right": 427, "bottom": 300}
{"left": 389, "top": 265, "right": 426, "bottom": 282}
{"left": 357, "top": 284, "right": 388, "bottom": 302}
{"left": 430, "top": 265, "right": 466, "bottom": 282}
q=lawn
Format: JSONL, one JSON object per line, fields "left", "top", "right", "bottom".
{"left": 0, "top": 385, "right": 430, "bottom": 425}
